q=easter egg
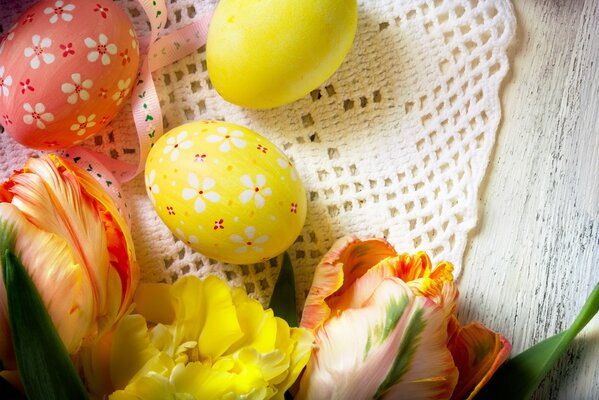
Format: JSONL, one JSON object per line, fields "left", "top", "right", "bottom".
{"left": 0, "top": 0, "right": 139, "bottom": 149}
{"left": 206, "top": 0, "right": 358, "bottom": 109}
{"left": 145, "top": 121, "right": 307, "bottom": 264}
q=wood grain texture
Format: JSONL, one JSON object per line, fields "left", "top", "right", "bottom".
{"left": 458, "top": 0, "right": 599, "bottom": 399}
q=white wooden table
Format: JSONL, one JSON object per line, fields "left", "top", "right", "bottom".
{"left": 458, "top": 1, "right": 599, "bottom": 398}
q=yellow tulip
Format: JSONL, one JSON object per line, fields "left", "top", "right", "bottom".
{"left": 0, "top": 155, "right": 138, "bottom": 374}
{"left": 85, "top": 275, "right": 313, "bottom": 399}
{"left": 298, "top": 236, "right": 511, "bottom": 400}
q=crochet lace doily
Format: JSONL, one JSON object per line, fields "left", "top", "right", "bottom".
{"left": 0, "top": 0, "right": 515, "bottom": 307}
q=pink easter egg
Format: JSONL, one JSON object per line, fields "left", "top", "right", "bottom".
{"left": 0, "top": 0, "right": 140, "bottom": 149}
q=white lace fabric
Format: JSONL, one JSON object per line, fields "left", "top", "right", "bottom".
{"left": 0, "top": 0, "right": 516, "bottom": 306}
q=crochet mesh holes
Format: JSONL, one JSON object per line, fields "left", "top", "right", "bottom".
{"left": 54, "top": 0, "right": 515, "bottom": 305}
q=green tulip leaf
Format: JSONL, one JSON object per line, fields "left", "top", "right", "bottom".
{"left": 2, "top": 247, "right": 89, "bottom": 400}
{"left": 269, "top": 252, "right": 298, "bottom": 327}
{"left": 478, "top": 281, "right": 599, "bottom": 399}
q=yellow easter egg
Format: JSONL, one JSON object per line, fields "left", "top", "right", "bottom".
{"left": 145, "top": 121, "right": 307, "bottom": 264}
{"left": 206, "top": 0, "right": 358, "bottom": 108}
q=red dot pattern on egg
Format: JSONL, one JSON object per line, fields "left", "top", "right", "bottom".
{"left": 0, "top": 0, "right": 140, "bottom": 150}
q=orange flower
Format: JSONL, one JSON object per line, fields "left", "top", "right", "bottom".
{"left": 0, "top": 155, "right": 138, "bottom": 372}
{"left": 298, "top": 236, "right": 510, "bottom": 400}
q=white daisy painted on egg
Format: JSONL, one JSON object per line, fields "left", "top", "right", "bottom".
{"left": 175, "top": 228, "right": 199, "bottom": 245}
{"left": 24, "top": 35, "right": 55, "bottom": 69}
{"left": 69, "top": 114, "right": 96, "bottom": 136}
{"left": 163, "top": 131, "right": 193, "bottom": 161}
{"left": 85, "top": 34, "right": 117, "bottom": 65}
{"left": 0, "top": 67, "right": 12, "bottom": 97}
{"left": 230, "top": 226, "right": 269, "bottom": 254}
{"left": 146, "top": 170, "right": 159, "bottom": 205}
{"left": 206, "top": 126, "right": 246, "bottom": 152}
{"left": 128, "top": 28, "right": 139, "bottom": 55}
{"left": 23, "top": 102, "right": 54, "bottom": 129}
{"left": 62, "top": 73, "right": 93, "bottom": 104}
{"left": 112, "top": 78, "right": 131, "bottom": 106}
{"left": 276, "top": 154, "right": 298, "bottom": 181}
{"left": 44, "top": 1, "right": 75, "bottom": 24}
{"left": 239, "top": 174, "right": 272, "bottom": 208}
{"left": 182, "top": 173, "right": 220, "bottom": 213}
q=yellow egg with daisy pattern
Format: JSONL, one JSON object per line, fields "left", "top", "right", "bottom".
{"left": 145, "top": 121, "right": 307, "bottom": 264}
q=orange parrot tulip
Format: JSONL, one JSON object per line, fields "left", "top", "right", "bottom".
{"left": 0, "top": 155, "right": 138, "bottom": 374}
{"left": 297, "top": 236, "right": 510, "bottom": 400}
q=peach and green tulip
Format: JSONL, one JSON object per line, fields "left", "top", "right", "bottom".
{"left": 297, "top": 236, "right": 511, "bottom": 400}
{"left": 0, "top": 155, "right": 138, "bottom": 375}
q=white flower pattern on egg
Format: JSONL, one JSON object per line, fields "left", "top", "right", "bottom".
{"left": 69, "top": 114, "right": 96, "bottom": 136}
{"left": 175, "top": 228, "right": 199, "bottom": 245}
{"left": 22, "top": 102, "right": 54, "bottom": 129}
{"left": 0, "top": 67, "right": 12, "bottom": 97}
{"left": 61, "top": 73, "right": 93, "bottom": 104}
{"left": 182, "top": 173, "right": 221, "bottom": 213}
{"left": 163, "top": 131, "right": 193, "bottom": 161}
{"left": 230, "top": 226, "right": 269, "bottom": 254}
{"left": 24, "top": 35, "right": 55, "bottom": 69}
{"left": 85, "top": 34, "right": 117, "bottom": 65}
{"left": 146, "top": 170, "right": 160, "bottom": 205}
{"left": 276, "top": 150, "right": 298, "bottom": 181}
{"left": 206, "top": 126, "right": 246, "bottom": 152}
{"left": 43, "top": 1, "right": 75, "bottom": 24}
{"left": 111, "top": 78, "right": 131, "bottom": 105}
{"left": 239, "top": 174, "right": 272, "bottom": 208}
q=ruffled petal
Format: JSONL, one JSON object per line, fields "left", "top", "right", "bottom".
{"left": 448, "top": 322, "right": 511, "bottom": 400}
{"left": 109, "top": 315, "right": 160, "bottom": 390}
{"left": 168, "top": 276, "right": 243, "bottom": 361}
{"left": 134, "top": 283, "right": 175, "bottom": 325}
{"left": 298, "top": 277, "right": 458, "bottom": 400}
{"left": 300, "top": 236, "right": 397, "bottom": 331}
{"left": 0, "top": 203, "right": 94, "bottom": 355}
{"left": 56, "top": 155, "right": 138, "bottom": 323}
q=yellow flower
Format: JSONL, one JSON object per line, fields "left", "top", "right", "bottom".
{"left": 85, "top": 275, "right": 313, "bottom": 399}
{"left": 0, "top": 155, "right": 138, "bottom": 374}
{"left": 297, "top": 236, "right": 510, "bottom": 400}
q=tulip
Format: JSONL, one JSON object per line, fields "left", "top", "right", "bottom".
{"left": 84, "top": 275, "right": 314, "bottom": 399}
{"left": 297, "top": 236, "right": 510, "bottom": 400}
{"left": 0, "top": 155, "right": 138, "bottom": 373}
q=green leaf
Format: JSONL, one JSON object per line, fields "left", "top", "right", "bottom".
{"left": 2, "top": 247, "right": 89, "bottom": 400}
{"left": 477, "top": 281, "right": 599, "bottom": 399}
{"left": 269, "top": 252, "right": 298, "bottom": 327}
{"left": 0, "top": 375, "right": 25, "bottom": 400}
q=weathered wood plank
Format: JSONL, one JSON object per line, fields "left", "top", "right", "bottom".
{"left": 459, "top": 0, "right": 599, "bottom": 398}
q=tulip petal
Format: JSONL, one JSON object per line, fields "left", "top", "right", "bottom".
{"left": 448, "top": 322, "right": 511, "bottom": 400}
{"left": 301, "top": 236, "right": 397, "bottom": 331}
{"left": 229, "top": 287, "right": 278, "bottom": 353}
{"left": 327, "top": 256, "right": 396, "bottom": 314}
{"left": 109, "top": 353, "right": 177, "bottom": 400}
{"left": 383, "top": 251, "right": 456, "bottom": 303}
{"left": 0, "top": 203, "right": 93, "bottom": 355}
{"left": 7, "top": 157, "right": 119, "bottom": 325}
{"left": 51, "top": 155, "right": 138, "bottom": 317}
{"left": 170, "top": 361, "right": 251, "bottom": 399}
{"left": 168, "top": 276, "right": 244, "bottom": 361}
{"left": 298, "top": 278, "right": 458, "bottom": 400}
{"left": 110, "top": 315, "right": 160, "bottom": 390}
{"left": 134, "top": 283, "right": 175, "bottom": 325}
{"left": 273, "top": 321, "right": 314, "bottom": 395}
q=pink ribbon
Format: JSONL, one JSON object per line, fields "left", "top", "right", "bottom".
{"left": 61, "top": 1, "right": 212, "bottom": 221}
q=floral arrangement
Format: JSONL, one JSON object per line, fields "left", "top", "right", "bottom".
{"left": 0, "top": 1, "right": 597, "bottom": 400}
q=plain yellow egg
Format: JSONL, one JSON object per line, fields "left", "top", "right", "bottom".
{"left": 145, "top": 121, "right": 307, "bottom": 264}
{"left": 206, "top": 0, "right": 358, "bottom": 108}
